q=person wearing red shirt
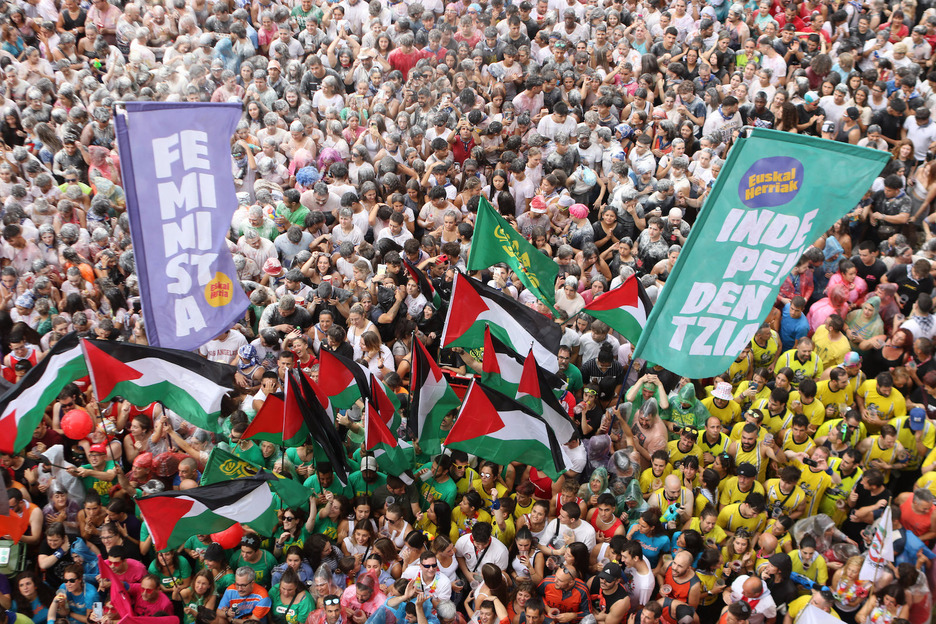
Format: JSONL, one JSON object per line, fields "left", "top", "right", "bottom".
{"left": 387, "top": 33, "right": 421, "bottom": 80}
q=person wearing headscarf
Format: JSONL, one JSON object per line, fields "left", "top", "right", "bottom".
{"left": 845, "top": 296, "right": 884, "bottom": 351}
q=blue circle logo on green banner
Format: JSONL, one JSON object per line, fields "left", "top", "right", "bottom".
{"left": 739, "top": 156, "right": 803, "bottom": 208}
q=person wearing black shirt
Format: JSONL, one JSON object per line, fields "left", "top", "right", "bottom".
{"left": 796, "top": 92, "right": 826, "bottom": 136}
{"left": 885, "top": 259, "right": 934, "bottom": 315}
{"left": 761, "top": 552, "right": 797, "bottom": 616}
{"left": 581, "top": 345, "right": 625, "bottom": 406}
{"left": 742, "top": 92, "right": 776, "bottom": 129}
{"left": 840, "top": 468, "right": 891, "bottom": 543}
{"left": 870, "top": 98, "right": 907, "bottom": 147}
{"left": 852, "top": 240, "right": 888, "bottom": 291}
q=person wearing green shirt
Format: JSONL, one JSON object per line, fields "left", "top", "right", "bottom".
{"left": 229, "top": 534, "right": 277, "bottom": 588}
{"left": 290, "top": 0, "right": 321, "bottom": 31}
{"left": 240, "top": 207, "right": 279, "bottom": 241}
{"left": 303, "top": 462, "right": 352, "bottom": 502}
{"left": 148, "top": 551, "right": 193, "bottom": 591}
{"left": 204, "top": 543, "right": 236, "bottom": 591}
{"left": 348, "top": 457, "right": 387, "bottom": 498}
{"left": 275, "top": 191, "right": 310, "bottom": 229}
{"left": 183, "top": 535, "right": 214, "bottom": 567}
{"left": 269, "top": 570, "right": 314, "bottom": 624}
{"left": 229, "top": 424, "right": 266, "bottom": 468}
{"left": 272, "top": 509, "right": 312, "bottom": 561}
{"left": 77, "top": 445, "right": 117, "bottom": 505}
{"left": 558, "top": 346, "right": 583, "bottom": 400}
{"left": 416, "top": 455, "right": 457, "bottom": 512}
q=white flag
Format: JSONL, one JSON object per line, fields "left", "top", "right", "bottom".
{"left": 859, "top": 506, "right": 895, "bottom": 582}
{"left": 796, "top": 605, "right": 844, "bottom": 624}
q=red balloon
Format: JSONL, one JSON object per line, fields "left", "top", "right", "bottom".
{"left": 61, "top": 409, "right": 94, "bottom": 440}
{"left": 210, "top": 523, "right": 244, "bottom": 549}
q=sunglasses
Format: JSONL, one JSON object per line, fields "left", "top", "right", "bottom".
{"left": 324, "top": 598, "right": 341, "bottom": 606}
{"left": 65, "top": 578, "right": 79, "bottom": 583}
{"left": 421, "top": 563, "right": 438, "bottom": 569}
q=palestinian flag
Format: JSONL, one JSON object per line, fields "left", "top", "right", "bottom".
{"left": 442, "top": 272, "right": 561, "bottom": 372}
{"left": 0, "top": 333, "right": 86, "bottom": 454}
{"left": 516, "top": 349, "right": 576, "bottom": 445}
{"left": 138, "top": 474, "right": 282, "bottom": 551}
{"left": 583, "top": 274, "right": 653, "bottom": 345}
{"left": 364, "top": 398, "right": 414, "bottom": 481}
{"left": 82, "top": 339, "right": 234, "bottom": 433}
{"left": 294, "top": 370, "right": 350, "bottom": 484}
{"left": 410, "top": 338, "right": 460, "bottom": 455}
{"left": 481, "top": 324, "right": 526, "bottom": 395}
{"left": 404, "top": 259, "right": 442, "bottom": 310}
{"left": 318, "top": 349, "right": 370, "bottom": 410}
{"left": 370, "top": 374, "right": 401, "bottom": 433}
{"left": 445, "top": 381, "right": 569, "bottom": 479}
{"left": 243, "top": 379, "right": 308, "bottom": 446}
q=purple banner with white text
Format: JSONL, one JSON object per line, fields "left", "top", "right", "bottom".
{"left": 115, "top": 102, "right": 248, "bottom": 351}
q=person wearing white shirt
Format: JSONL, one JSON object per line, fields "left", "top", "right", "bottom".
{"left": 620, "top": 542, "right": 655, "bottom": 607}
{"left": 455, "top": 523, "right": 510, "bottom": 581}
{"left": 726, "top": 576, "right": 777, "bottom": 624}
{"left": 401, "top": 552, "right": 453, "bottom": 604}
{"left": 538, "top": 501, "right": 597, "bottom": 552}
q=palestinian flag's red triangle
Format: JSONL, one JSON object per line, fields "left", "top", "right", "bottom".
{"left": 445, "top": 383, "right": 505, "bottom": 445}
{"left": 517, "top": 350, "right": 541, "bottom": 401}
{"left": 370, "top": 376, "right": 397, "bottom": 426}
{"left": 444, "top": 276, "right": 489, "bottom": 346}
{"left": 83, "top": 339, "right": 142, "bottom": 400}
{"left": 588, "top": 275, "right": 640, "bottom": 311}
{"left": 365, "top": 400, "right": 397, "bottom": 448}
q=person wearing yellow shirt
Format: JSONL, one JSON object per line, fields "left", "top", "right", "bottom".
{"left": 764, "top": 516, "right": 795, "bottom": 553}
{"left": 765, "top": 465, "right": 809, "bottom": 520}
{"left": 648, "top": 474, "right": 694, "bottom": 526}
{"left": 788, "top": 379, "right": 826, "bottom": 434}
{"left": 789, "top": 446, "right": 835, "bottom": 517}
{"left": 716, "top": 493, "right": 768, "bottom": 538}
{"left": 750, "top": 325, "right": 782, "bottom": 371}
{"left": 719, "top": 463, "right": 766, "bottom": 508}
{"left": 451, "top": 491, "right": 493, "bottom": 538}
{"left": 856, "top": 371, "right": 906, "bottom": 435}
{"left": 815, "top": 411, "right": 867, "bottom": 450}
{"left": 728, "top": 345, "right": 755, "bottom": 391}
{"left": 471, "top": 462, "right": 508, "bottom": 511}
{"left": 820, "top": 449, "right": 864, "bottom": 525}
{"left": 789, "top": 535, "right": 829, "bottom": 586}
{"left": 916, "top": 471, "right": 936, "bottom": 497}
{"left": 734, "top": 368, "right": 771, "bottom": 412}
{"left": 816, "top": 367, "right": 854, "bottom": 419}
{"left": 489, "top": 489, "right": 516, "bottom": 547}
{"left": 697, "top": 416, "right": 731, "bottom": 466}
{"left": 811, "top": 315, "right": 851, "bottom": 370}
{"left": 640, "top": 450, "right": 673, "bottom": 498}
{"left": 450, "top": 450, "right": 480, "bottom": 496}
{"left": 684, "top": 505, "right": 728, "bottom": 548}
{"left": 729, "top": 409, "right": 768, "bottom": 442}
{"left": 779, "top": 415, "right": 816, "bottom": 457}
{"left": 756, "top": 389, "right": 795, "bottom": 435}
{"left": 727, "top": 422, "right": 782, "bottom": 481}
{"left": 702, "top": 382, "right": 741, "bottom": 428}
{"left": 511, "top": 482, "right": 536, "bottom": 521}
{"left": 668, "top": 429, "right": 704, "bottom": 468}
{"left": 889, "top": 408, "right": 936, "bottom": 473}
{"left": 856, "top": 425, "right": 907, "bottom": 483}
{"left": 774, "top": 337, "right": 824, "bottom": 389}
{"left": 784, "top": 590, "right": 841, "bottom": 624}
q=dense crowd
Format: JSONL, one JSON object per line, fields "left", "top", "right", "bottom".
{"left": 6, "top": 1, "right": 936, "bottom": 624}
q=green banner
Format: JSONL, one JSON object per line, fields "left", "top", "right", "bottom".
{"left": 201, "top": 447, "right": 308, "bottom": 508}
{"left": 633, "top": 129, "right": 889, "bottom": 378}
{"left": 467, "top": 196, "right": 559, "bottom": 314}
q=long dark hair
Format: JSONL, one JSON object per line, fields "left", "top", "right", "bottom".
{"left": 12, "top": 571, "right": 54, "bottom": 618}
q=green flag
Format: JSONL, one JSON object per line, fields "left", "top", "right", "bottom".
{"left": 633, "top": 129, "right": 889, "bottom": 379}
{"left": 467, "top": 196, "right": 560, "bottom": 314}
{"left": 200, "top": 447, "right": 308, "bottom": 509}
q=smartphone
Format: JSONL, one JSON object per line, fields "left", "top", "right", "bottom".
{"left": 93, "top": 603, "right": 103, "bottom": 620}
{"left": 376, "top": 264, "right": 387, "bottom": 276}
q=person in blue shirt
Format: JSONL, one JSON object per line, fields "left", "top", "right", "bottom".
{"left": 625, "top": 508, "right": 671, "bottom": 569}
{"left": 780, "top": 296, "right": 811, "bottom": 352}
{"left": 55, "top": 565, "right": 100, "bottom": 624}
{"left": 11, "top": 572, "right": 52, "bottom": 624}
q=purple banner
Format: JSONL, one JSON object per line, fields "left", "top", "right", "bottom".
{"left": 115, "top": 102, "right": 248, "bottom": 351}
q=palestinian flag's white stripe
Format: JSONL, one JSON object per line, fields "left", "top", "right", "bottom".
{"left": 179, "top": 482, "right": 273, "bottom": 522}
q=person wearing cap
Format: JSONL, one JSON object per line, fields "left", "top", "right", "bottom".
{"left": 719, "top": 461, "right": 767, "bottom": 509}
{"left": 230, "top": 535, "right": 277, "bottom": 588}
{"left": 68, "top": 441, "right": 117, "bottom": 506}
{"left": 887, "top": 406, "right": 934, "bottom": 477}
{"left": 588, "top": 562, "right": 630, "bottom": 623}
{"left": 349, "top": 455, "right": 387, "bottom": 498}
{"left": 796, "top": 91, "right": 826, "bottom": 136}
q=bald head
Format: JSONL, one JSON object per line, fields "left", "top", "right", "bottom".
{"left": 742, "top": 576, "right": 763, "bottom": 598}
{"left": 672, "top": 550, "right": 693, "bottom": 576}
{"left": 758, "top": 533, "right": 778, "bottom": 554}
